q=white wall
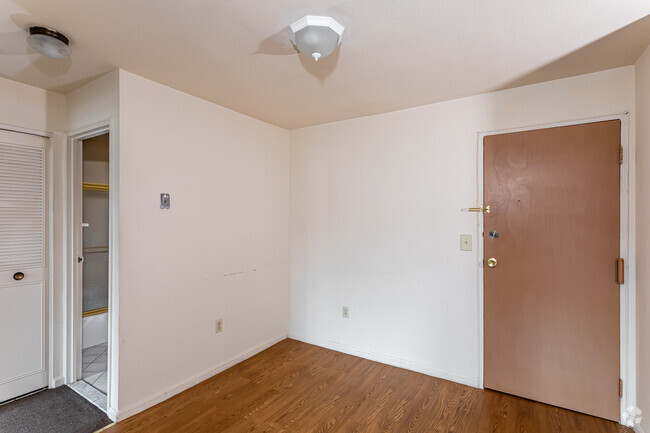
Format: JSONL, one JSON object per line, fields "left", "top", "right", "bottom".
{"left": 116, "top": 71, "right": 290, "bottom": 418}
{"left": 289, "top": 67, "right": 635, "bottom": 390}
{"left": 0, "top": 77, "right": 66, "bottom": 133}
{"left": 65, "top": 71, "right": 120, "bottom": 418}
{"left": 67, "top": 72, "right": 119, "bottom": 133}
{"left": 0, "top": 76, "right": 68, "bottom": 391}
{"left": 636, "top": 45, "right": 650, "bottom": 432}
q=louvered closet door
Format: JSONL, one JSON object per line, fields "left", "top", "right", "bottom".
{"left": 0, "top": 129, "right": 49, "bottom": 403}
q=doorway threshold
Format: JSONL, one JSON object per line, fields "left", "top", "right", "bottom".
{"left": 68, "top": 381, "right": 107, "bottom": 412}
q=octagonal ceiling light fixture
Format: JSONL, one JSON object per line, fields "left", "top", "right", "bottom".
{"left": 27, "top": 26, "right": 71, "bottom": 59}
{"left": 289, "top": 15, "right": 344, "bottom": 62}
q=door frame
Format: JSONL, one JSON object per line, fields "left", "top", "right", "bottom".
{"left": 475, "top": 113, "right": 636, "bottom": 426}
{"left": 65, "top": 120, "right": 119, "bottom": 420}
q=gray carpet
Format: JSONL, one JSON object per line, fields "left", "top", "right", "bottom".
{"left": 0, "top": 386, "right": 112, "bottom": 433}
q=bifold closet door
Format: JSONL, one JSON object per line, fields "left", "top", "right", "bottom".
{"left": 0, "top": 129, "right": 49, "bottom": 402}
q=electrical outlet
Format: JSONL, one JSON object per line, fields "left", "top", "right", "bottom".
{"left": 460, "top": 234, "right": 472, "bottom": 251}
{"left": 215, "top": 318, "right": 223, "bottom": 333}
{"left": 342, "top": 306, "right": 350, "bottom": 318}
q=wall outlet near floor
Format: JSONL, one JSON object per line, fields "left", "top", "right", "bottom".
{"left": 215, "top": 318, "right": 223, "bottom": 333}
{"left": 342, "top": 306, "right": 350, "bottom": 319}
{"left": 460, "top": 234, "right": 472, "bottom": 251}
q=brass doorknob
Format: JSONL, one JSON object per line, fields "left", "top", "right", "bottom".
{"left": 13, "top": 272, "right": 25, "bottom": 280}
{"left": 487, "top": 258, "right": 498, "bottom": 268}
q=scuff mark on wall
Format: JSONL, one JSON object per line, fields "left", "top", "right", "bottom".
{"left": 223, "top": 268, "right": 258, "bottom": 277}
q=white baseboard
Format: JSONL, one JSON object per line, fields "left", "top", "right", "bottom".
{"left": 115, "top": 332, "right": 288, "bottom": 421}
{"left": 288, "top": 333, "right": 479, "bottom": 388}
{"left": 625, "top": 406, "right": 643, "bottom": 429}
{"left": 51, "top": 375, "right": 65, "bottom": 388}
{"left": 106, "top": 406, "right": 118, "bottom": 422}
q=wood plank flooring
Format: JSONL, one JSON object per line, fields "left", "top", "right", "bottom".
{"left": 104, "top": 339, "right": 632, "bottom": 433}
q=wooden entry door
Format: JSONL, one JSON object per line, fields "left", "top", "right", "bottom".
{"left": 483, "top": 120, "right": 621, "bottom": 421}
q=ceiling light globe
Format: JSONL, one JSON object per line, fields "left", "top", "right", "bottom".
{"left": 27, "top": 27, "right": 71, "bottom": 59}
{"left": 289, "top": 16, "right": 344, "bottom": 62}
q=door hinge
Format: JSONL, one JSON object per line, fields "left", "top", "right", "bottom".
{"left": 619, "top": 378, "right": 623, "bottom": 399}
{"left": 617, "top": 258, "right": 624, "bottom": 284}
{"left": 620, "top": 145, "right": 624, "bottom": 165}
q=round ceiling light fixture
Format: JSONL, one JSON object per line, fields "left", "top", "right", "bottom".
{"left": 27, "top": 26, "right": 71, "bottom": 59}
{"left": 289, "top": 16, "right": 344, "bottom": 62}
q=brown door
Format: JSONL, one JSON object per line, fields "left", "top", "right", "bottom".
{"left": 483, "top": 120, "right": 621, "bottom": 421}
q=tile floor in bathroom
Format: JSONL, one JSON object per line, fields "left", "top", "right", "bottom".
{"left": 82, "top": 342, "right": 107, "bottom": 394}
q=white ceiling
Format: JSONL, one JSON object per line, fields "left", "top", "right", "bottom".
{"left": 1, "top": 1, "right": 649, "bottom": 129}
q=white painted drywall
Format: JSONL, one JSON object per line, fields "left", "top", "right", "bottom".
{"left": 636, "top": 44, "right": 650, "bottom": 431}
{"left": 65, "top": 70, "right": 120, "bottom": 418}
{"left": 2, "top": 1, "right": 649, "bottom": 129}
{"left": 0, "top": 76, "right": 66, "bottom": 133}
{"left": 116, "top": 71, "right": 290, "bottom": 417}
{"left": 67, "top": 72, "right": 119, "bottom": 132}
{"left": 289, "top": 67, "right": 635, "bottom": 388}
{"left": 0, "top": 76, "right": 67, "bottom": 390}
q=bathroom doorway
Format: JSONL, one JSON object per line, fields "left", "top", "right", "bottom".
{"left": 69, "top": 132, "right": 110, "bottom": 408}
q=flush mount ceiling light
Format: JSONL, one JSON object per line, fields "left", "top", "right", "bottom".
{"left": 289, "top": 16, "right": 344, "bottom": 62}
{"left": 27, "top": 26, "right": 71, "bottom": 59}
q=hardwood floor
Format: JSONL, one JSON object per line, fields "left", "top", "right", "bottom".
{"left": 104, "top": 339, "right": 632, "bottom": 433}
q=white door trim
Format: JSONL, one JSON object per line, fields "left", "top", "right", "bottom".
{"left": 0, "top": 122, "right": 53, "bottom": 139}
{"left": 475, "top": 113, "right": 636, "bottom": 426}
{"left": 65, "top": 120, "right": 119, "bottom": 421}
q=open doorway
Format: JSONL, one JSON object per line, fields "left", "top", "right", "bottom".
{"left": 69, "top": 132, "right": 110, "bottom": 409}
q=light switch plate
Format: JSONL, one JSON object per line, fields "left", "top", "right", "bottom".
{"left": 160, "top": 193, "right": 170, "bottom": 209}
{"left": 460, "top": 234, "right": 472, "bottom": 251}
